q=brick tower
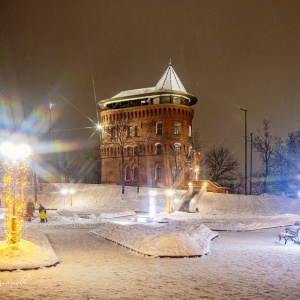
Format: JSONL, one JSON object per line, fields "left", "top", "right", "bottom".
{"left": 98, "top": 63, "right": 200, "bottom": 190}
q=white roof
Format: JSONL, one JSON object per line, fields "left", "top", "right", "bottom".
{"left": 111, "top": 63, "right": 187, "bottom": 99}
{"left": 112, "top": 87, "right": 155, "bottom": 99}
{"left": 154, "top": 63, "right": 187, "bottom": 92}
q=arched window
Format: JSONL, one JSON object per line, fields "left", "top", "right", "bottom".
{"left": 174, "top": 144, "right": 181, "bottom": 155}
{"left": 155, "top": 164, "right": 162, "bottom": 180}
{"left": 155, "top": 143, "right": 162, "bottom": 155}
{"left": 125, "top": 146, "right": 131, "bottom": 156}
{"left": 125, "top": 165, "right": 131, "bottom": 180}
{"left": 133, "top": 165, "right": 139, "bottom": 180}
{"left": 133, "top": 145, "right": 139, "bottom": 156}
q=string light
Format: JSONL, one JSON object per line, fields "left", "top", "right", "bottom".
{"left": 1, "top": 142, "right": 31, "bottom": 249}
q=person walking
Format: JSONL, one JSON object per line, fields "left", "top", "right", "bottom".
{"left": 38, "top": 204, "right": 48, "bottom": 223}
{"left": 26, "top": 199, "right": 35, "bottom": 221}
{"left": 39, "top": 209, "right": 47, "bottom": 223}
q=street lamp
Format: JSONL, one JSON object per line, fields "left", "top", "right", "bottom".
{"left": 166, "top": 189, "right": 174, "bottom": 213}
{"left": 61, "top": 188, "right": 68, "bottom": 208}
{"left": 1, "top": 142, "right": 31, "bottom": 249}
{"left": 149, "top": 190, "right": 157, "bottom": 218}
{"left": 69, "top": 189, "right": 75, "bottom": 206}
{"left": 96, "top": 123, "right": 102, "bottom": 184}
{"left": 240, "top": 108, "right": 248, "bottom": 195}
{"left": 61, "top": 188, "right": 75, "bottom": 207}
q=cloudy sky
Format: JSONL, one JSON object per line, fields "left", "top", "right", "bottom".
{"left": 1, "top": 0, "right": 300, "bottom": 170}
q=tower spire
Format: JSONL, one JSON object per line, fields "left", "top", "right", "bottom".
{"left": 169, "top": 57, "right": 172, "bottom": 66}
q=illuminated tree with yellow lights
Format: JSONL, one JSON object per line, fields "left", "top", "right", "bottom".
{"left": 1, "top": 142, "right": 31, "bottom": 249}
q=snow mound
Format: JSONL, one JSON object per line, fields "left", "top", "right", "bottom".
{"left": 91, "top": 219, "right": 218, "bottom": 257}
{"left": 0, "top": 228, "right": 59, "bottom": 271}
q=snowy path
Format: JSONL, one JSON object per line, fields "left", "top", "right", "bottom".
{"left": 0, "top": 226, "right": 300, "bottom": 299}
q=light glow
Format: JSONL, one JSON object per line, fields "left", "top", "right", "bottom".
{"left": 149, "top": 190, "right": 157, "bottom": 218}
{"left": 1, "top": 143, "right": 30, "bottom": 249}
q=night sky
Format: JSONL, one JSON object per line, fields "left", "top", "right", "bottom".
{"left": 1, "top": 0, "right": 300, "bottom": 170}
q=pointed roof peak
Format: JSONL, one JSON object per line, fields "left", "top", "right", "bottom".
{"left": 154, "top": 62, "right": 186, "bottom": 93}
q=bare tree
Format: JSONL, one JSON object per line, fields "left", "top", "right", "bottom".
{"left": 271, "top": 137, "right": 289, "bottom": 194}
{"left": 163, "top": 136, "right": 192, "bottom": 188}
{"left": 203, "top": 145, "right": 239, "bottom": 185}
{"left": 286, "top": 129, "right": 300, "bottom": 195}
{"left": 103, "top": 111, "right": 133, "bottom": 194}
{"left": 253, "top": 120, "right": 276, "bottom": 193}
{"left": 192, "top": 129, "right": 202, "bottom": 152}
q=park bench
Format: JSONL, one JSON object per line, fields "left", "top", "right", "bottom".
{"left": 279, "top": 225, "right": 300, "bottom": 245}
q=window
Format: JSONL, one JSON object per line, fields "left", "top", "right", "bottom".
{"left": 133, "top": 165, "right": 139, "bottom": 180}
{"left": 173, "top": 96, "right": 181, "bottom": 104}
{"left": 125, "top": 146, "right": 131, "bottom": 156}
{"left": 125, "top": 166, "right": 131, "bottom": 180}
{"left": 134, "top": 125, "right": 139, "bottom": 137}
{"left": 174, "top": 122, "right": 181, "bottom": 134}
{"left": 152, "top": 97, "right": 160, "bottom": 104}
{"left": 174, "top": 165, "right": 179, "bottom": 182}
{"left": 133, "top": 146, "right": 139, "bottom": 156}
{"left": 188, "top": 125, "right": 192, "bottom": 137}
{"left": 110, "top": 127, "right": 116, "bottom": 138}
{"left": 126, "top": 126, "right": 131, "bottom": 138}
{"left": 174, "top": 144, "right": 180, "bottom": 155}
{"left": 156, "top": 122, "right": 162, "bottom": 135}
{"left": 182, "top": 98, "right": 189, "bottom": 105}
{"left": 161, "top": 96, "right": 171, "bottom": 104}
{"left": 156, "top": 144, "right": 162, "bottom": 155}
{"left": 155, "top": 164, "right": 162, "bottom": 180}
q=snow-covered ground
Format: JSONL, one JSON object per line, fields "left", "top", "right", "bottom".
{"left": 0, "top": 187, "right": 300, "bottom": 299}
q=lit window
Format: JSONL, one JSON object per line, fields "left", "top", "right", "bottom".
{"left": 188, "top": 125, "right": 192, "bottom": 137}
{"left": 161, "top": 96, "right": 171, "bottom": 104}
{"left": 155, "top": 164, "right": 162, "bottom": 180}
{"left": 173, "top": 97, "right": 181, "bottom": 104}
{"left": 156, "top": 122, "right": 162, "bottom": 135}
{"left": 152, "top": 97, "right": 160, "bottom": 104}
{"left": 174, "top": 123, "right": 181, "bottom": 134}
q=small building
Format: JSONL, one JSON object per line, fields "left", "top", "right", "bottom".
{"left": 98, "top": 63, "right": 201, "bottom": 189}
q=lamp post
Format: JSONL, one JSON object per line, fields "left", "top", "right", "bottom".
{"left": 149, "top": 190, "right": 157, "bottom": 218}
{"left": 49, "top": 102, "right": 53, "bottom": 141}
{"left": 69, "top": 189, "right": 75, "bottom": 206}
{"left": 1, "top": 142, "right": 31, "bottom": 249}
{"left": 61, "top": 188, "right": 75, "bottom": 207}
{"left": 61, "top": 188, "right": 68, "bottom": 208}
{"left": 166, "top": 189, "right": 174, "bottom": 213}
{"left": 240, "top": 108, "right": 248, "bottom": 195}
{"left": 96, "top": 123, "right": 102, "bottom": 184}
{"left": 250, "top": 132, "right": 253, "bottom": 195}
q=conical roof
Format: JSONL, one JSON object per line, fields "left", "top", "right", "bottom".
{"left": 154, "top": 62, "right": 186, "bottom": 92}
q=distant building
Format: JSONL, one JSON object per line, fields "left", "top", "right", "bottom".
{"left": 98, "top": 63, "right": 202, "bottom": 189}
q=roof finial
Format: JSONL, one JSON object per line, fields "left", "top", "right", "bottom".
{"left": 169, "top": 57, "right": 172, "bottom": 66}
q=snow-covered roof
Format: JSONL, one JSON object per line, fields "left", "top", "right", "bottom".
{"left": 154, "top": 62, "right": 187, "bottom": 92}
{"left": 112, "top": 87, "right": 155, "bottom": 99}
{"left": 99, "top": 62, "right": 197, "bottom": 108}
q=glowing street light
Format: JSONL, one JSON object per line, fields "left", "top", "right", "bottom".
{"left": 166, "top": 189, "right": 174, "bottom": 213}
{"left": 96, "top": 123, "right": 102, "bottom": 184}
{"left": 61, "top": 188, "right": 75, "bottom": 207}
{"left": 149, "top": 190, "right": 157, "bottom": 218}
{"left": 1, "top": 142, "right": 31, "bottom": 249}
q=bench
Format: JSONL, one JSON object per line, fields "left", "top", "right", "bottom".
{"left": 279, "top": 226, "right": 300, "bottom": 245}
